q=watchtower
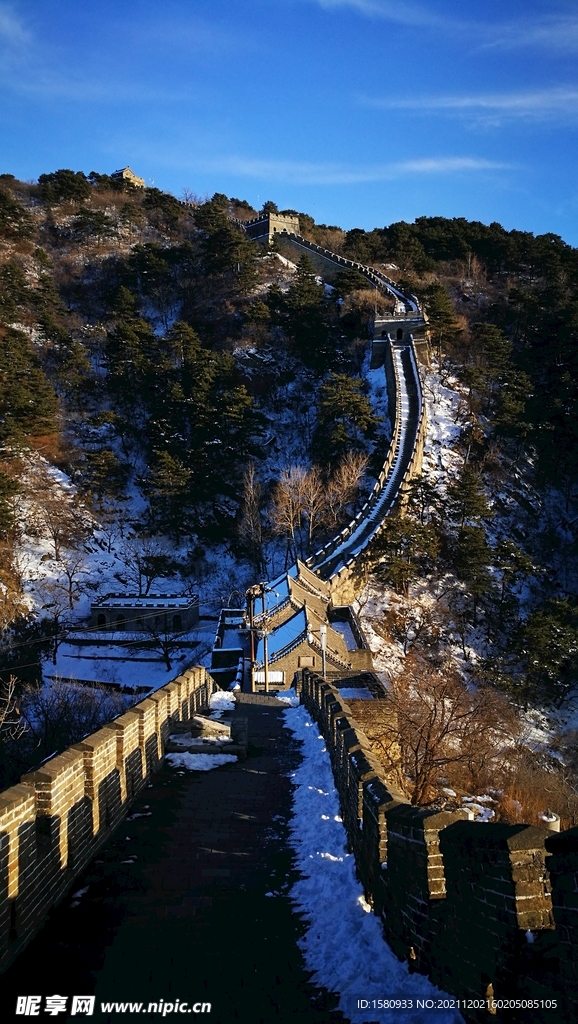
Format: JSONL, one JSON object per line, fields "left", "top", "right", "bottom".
{"left": 242, "top": 211, "right": 299, "bottom": 244}
{"left": 111, "top": 166, "right": 146, "bottom": 188}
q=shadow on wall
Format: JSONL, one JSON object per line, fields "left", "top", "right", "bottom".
{"left": 298, "top": 670, "right": 578, "bottom": 1024}
{"left": 0, "top": 668, "right": 216, "bottom": 975}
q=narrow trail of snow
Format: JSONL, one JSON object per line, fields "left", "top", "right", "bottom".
{"left": 281, "top": 699, "right": 463, "bottom": 1024}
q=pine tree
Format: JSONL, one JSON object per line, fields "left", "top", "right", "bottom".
{"left": 144, "top": 450, "right": 192, "bottom": 536}
{"left": 84, "top": 450, "right": 129, "bottom": 507}
{"left": 422, "top": 283, "right": 461, "bottom": 357}
{"left": 447, "top": 467, "right": 491, "bottom": 527}
{"left": 517, "top": 599, "right": 578, "bottom": 706}
{"left": 0, "top": 188, "right": 33, "bottom": 239}
{"left": 453, "top": 525, "right": 492, "bottom": 624}
{"left": 0, "top": 472, "right": 19, "bottom": 536}
{"left": 314, "top": 372, "right": 380, "bottom": 464}
{"left": 283, "top": 255, "right": 333, "bottom": 369}
{"left": 0, "top": 328, "right": 59, "bottom": 441}
{"left": 494, "top": 539, "right": 534, "bottom": 627}
{"left": 38, "top": 169, "right": 91, "bottom": 204}
{"left": 366, "top": 513, "right": 439, "bottom": 596}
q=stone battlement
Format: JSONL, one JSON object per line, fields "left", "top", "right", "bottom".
{"left": 0, "top": 667, "right": 216, "bottom": 975}
{"left": 239, "top": 211, "right": 299, "bottom": 243}
{"left": 299, "top": 670, "right": 578, "bottom": 1024}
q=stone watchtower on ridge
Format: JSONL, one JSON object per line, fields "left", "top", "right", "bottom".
{"left": 242, "top": 211, "right": 299, "bottom": 244}
{"left": 111, "top": 166, "right": 146, "bottom": 188}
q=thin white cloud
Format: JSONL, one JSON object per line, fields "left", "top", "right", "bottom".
{"left": 305, "top": 0, "right": 450, "bottom": 28}
{"left": 0, "top": 7, "right": 234, "bottom": 105}
{"left": 362, "top": 87, "right": 578, "bottom": 121}
{"left": 132, "top": 17, "right": 253, "bottom": 57}
{"left": 305, "top": 0, "right": 578, "bottom": 53}
{"left": 0, "top": 3, "right": 29, "bottom": 45}
{"left": 184, "top": 154, "right": 511, "bottom": 186}
{"left": 2, "top": 67, "right": 191, "bottom": 105}
{"left": 486, "top": 16, "right": 578, "bottom": 53}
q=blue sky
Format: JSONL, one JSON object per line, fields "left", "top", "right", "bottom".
{"left": 1, "top": 0, "right": 578, "bottom": 241}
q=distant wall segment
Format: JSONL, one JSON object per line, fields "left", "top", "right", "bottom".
{"left": 238, "top": 212, "right": 299, "bottom": 243}
{"left": 299, "top": 670, "right": 577, "bottom": 1023}
{"left": 246, "top": 228, "right": 429, "bottom": 602}
{"left": 0, "top": 667, "right": 216, "bottom": 975}
{"left": 308, "top": 339, "right": 426, "bottom": 603}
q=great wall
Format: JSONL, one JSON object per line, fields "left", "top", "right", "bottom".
{"left": 0, "top": 216, "right": 577, "bottom": 1022}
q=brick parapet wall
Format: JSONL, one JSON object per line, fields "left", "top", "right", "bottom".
{"left": 300, "top": 670, "right": 578, "bottom": 1023}
{"left": 0, "top": 666, "right": 217, "bottom": 975}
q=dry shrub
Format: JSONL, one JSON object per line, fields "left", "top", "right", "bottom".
{"left": 494, "top": 752, "right": 578, "bottom": 831}
{"left": 87, "top": 190, "right": 130, "bottom": 213}
{"left": 311, "top": 226, "right": 346, "bottom": 252}
{"left": 342, "top": 288, "right": 393, "bottom": 321}
{"left": 375, "top": 653, "right": 519, "bottom": 805}
{"left": 8, "top": 239, "right": 35, "bottom": 258}
{"left": 26, "top": 433, "right": 78, "bottom": 472}
{"left": 383, "top": 602, "right": 450, "bottom": 657}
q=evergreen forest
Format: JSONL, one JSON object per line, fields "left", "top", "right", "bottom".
{"left": 1, "top": 167, "right": 578, "bottom": 818}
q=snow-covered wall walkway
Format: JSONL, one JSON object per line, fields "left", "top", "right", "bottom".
{"left": 282, "top": 699, "right": 463, "bottom": 1023}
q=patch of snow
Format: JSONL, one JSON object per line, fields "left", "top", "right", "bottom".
{"left": 165, "top": 752, "right": 238, "bottom": 771}
{"left": 338, "top": 687, "right": 374, "bottom": 701}
{"left": 45, "top": 643, "right": 198, "bottom": 693}
{"left": 275, "top": 688, "right": 300, "bottom": 706}
{"left": 282, "top": 703, "right": 463, "bottom": 1023}
{"left": 275, "top": 253, "right": 298, "bottom": 271}
{"left": 169, "top": 733, "right": 233, "bottom": 747}
{"left": 330, "top": 619, "right": 358, "bottom": 650}
{"left": 208, "top": 689, "right": 236, "bottom": 718}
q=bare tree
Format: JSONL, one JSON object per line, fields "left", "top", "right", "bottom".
{"left": 0, "top": 676, "right": 26, "bottom": 741}
{"left": 384, "top": 602, "right": 449, "bottom": 657}
{"left": 301, "top": 465, "right": 326, "bottom": 549}
{"left": 238, "top": 461, "right": 265, "bottom": 572}
{"left": 53, "top": 553, "right": 91, "bottom": 610}
{"left": 39, "top": 588, "right": 72, "bottom": 664}
{"left": 326, "top": 452, "right": 368, "bottom": 526}
{"left": 119, "top": 538, "right": 173, "bottom": 595}
{"left": 140, "top": 621, "right": 184, "bottom": 672}
{"left": 20, "top": 680, "right": 130, "bottom": 763}
{"left": 373, "top": 654, "right": 518, "bottom": 805}
{"left": 98, "top": 509, "right": 122, "bottom": 554}
{"left": 26, "top": 463, "right": 90, "bottom": 559}
{"left": 270, "top": 466, "right": 307, "bottom": 563}
{"left": 180, "top": 187, "right": 201, "bottom": 206}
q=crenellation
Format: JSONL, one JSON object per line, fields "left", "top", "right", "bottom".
{"left": 0, "top": 666, "right": 218, "bottom": 975}
{"left": 163, "top": 680, "right": 184, "bottom": 720}
{"left": 301, "top": 670, "right": 578, "bottom": 1020}
{"left": 21, "top": 750, "right": 86, "bottom": 869}
{"left": 71, "top": 727, "right": 118, "bottom": 834}
{"left": 4, "top": 653, "right": 578, "bottom": 1019}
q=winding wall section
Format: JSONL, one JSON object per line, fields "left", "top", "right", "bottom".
{"left": 268, "top": 231, "right": 427, "bottom": 600}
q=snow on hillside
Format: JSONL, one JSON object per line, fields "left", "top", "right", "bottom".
{"left": 12, "top": 451, "right": 241, "bottom": 691}
{"left": 356, "top": 359, "right": 578, "bottom": 768}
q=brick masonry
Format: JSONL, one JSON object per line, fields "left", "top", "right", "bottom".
{"left": 299, "top": 670, "right": 578, "bottom": 1024}
{"left": 0, "top": 666, "right": 217, "bottom": 974}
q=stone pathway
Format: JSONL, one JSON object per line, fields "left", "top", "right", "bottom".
{"left": 0, "top": 695, "right": 348, "bottom": 1023}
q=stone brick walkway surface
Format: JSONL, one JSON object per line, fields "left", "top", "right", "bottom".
{"left": 0, "top": 695, "right": 347, "bottom": 1024}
